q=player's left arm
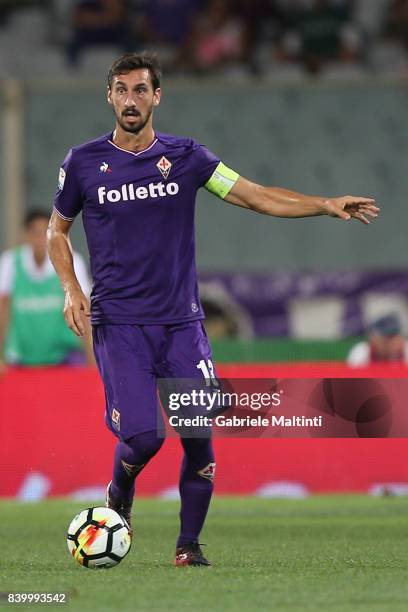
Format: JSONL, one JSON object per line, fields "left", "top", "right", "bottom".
{"left": 205, "top": 163, "right": 379, "bottom": 224}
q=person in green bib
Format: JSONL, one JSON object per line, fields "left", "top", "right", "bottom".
{"left": 0, "top": 210, "right": 93, "bottom": 371}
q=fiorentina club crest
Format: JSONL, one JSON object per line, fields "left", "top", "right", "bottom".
{"left": 121, "top": 460, "right": 145, "bottom": 478}
{"left": 156, "top": 156, "right": 172, "bottom": 179}
{"left": 112, "top": 408, "right": 120, "bottom": 431}
{"left": 197, "top": 462, "right": 216, "bottom": 482}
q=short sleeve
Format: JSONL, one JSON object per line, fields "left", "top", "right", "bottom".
{"left": 346, "top": 342, "right": 370, "bottom": 366}
{"left": 0, "top": 250, "right": 15, "bottom": 295}
{"left": 53, "top": 149, "right": 83, "bottom": 221}
{"left": 192, "top": 144, "right": 221, "bottom": 188}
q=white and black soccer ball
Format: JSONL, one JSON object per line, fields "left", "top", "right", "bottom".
{"left": 67, "top": 507, "right": 131, "bottom": 569}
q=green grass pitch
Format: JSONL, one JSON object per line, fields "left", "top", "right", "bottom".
{"left": 1, "top": 496, "right": 408, "bottom": 611}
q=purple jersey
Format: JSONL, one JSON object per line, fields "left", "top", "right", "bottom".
{"left": 53, "top": 132, "right": 220, "bottom": 324}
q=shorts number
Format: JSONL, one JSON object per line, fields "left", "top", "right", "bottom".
{"left": 196, "top": 359, "right": 219, "bottom": 387}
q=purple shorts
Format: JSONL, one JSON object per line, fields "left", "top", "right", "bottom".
{"left": 93, "top": 321, "right": 214, "bottom": 441}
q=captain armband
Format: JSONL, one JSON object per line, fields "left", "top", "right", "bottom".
{"left": 204, "top": 162, "right": 240, "bottom": 199}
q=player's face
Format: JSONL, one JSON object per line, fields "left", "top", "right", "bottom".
{"left": 25, "top": 218, "right": 48, "bottom": 261}
{"left": 371, "top": 334, "right": 405, "bottom": 359}
{"left": 108, "top": 69, "right": 161, "bottom": 134}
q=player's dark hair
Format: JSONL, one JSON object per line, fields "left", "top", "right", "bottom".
{"left": 108, "top": 52, "right": 162, "bottom": 91}
{"left": 24, "top": 209, "right": 50, "bottom": 228}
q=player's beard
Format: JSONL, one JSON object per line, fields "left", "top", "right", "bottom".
{"left": 117, "top": 105, "right": 154, "bottom": 134}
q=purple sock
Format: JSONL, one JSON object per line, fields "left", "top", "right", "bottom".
{"left": 177, "top": 438, "right": 215, "bottom": 547}
{"left": 111, "top": 430, "right": 164, "bottom": 503}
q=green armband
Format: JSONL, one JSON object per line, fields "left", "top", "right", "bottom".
{"left": 205, "top": 162, "right": 240, "bottom": 199}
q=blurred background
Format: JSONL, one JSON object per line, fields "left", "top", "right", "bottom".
{"left": 1, "top": 0, "right": 408, "bottom": 502}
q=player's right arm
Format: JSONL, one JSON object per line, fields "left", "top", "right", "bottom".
{"left": 47, "top": 212, "right": 90, "bottom": 337}
{"left": 48, "top": 149, "right": 89, "bottom": 337}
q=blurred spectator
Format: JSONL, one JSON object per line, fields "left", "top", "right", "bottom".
{"left": 0, "top": 0, "right": 44, "bottom": 26}
{"left": 233, "top": 0, "right": 276, "bottom": 74}
{"left": 142, "top": 0, "right": 206, "bottom": 45}
{"left": 67, "top": 0, "right": 130, "bottom": 66}
{"left": 137, "top": 0, "right": 206, "bottom": 71}
{"left": 189, "top": 0, "right": 246, "bottom": 73}
{"left": 383, "top": 0, "right": 408, "bottom": 52}
{"left": 202, "top": 299, "right": 240, "bottom": 338}
{"left": 200, "top": 283, "right": 253, "bottom": 339}
{"left": 0, "top": 210, "right": 93, "bottom": 370}
{"left": 276, "top": 0, "right": 362, "bottom": 75}
{"left": 0, "top": 0, "right": 400, "bottom": 78}
{"left": 347, "top": 313, "right": 408, "bottom": 366}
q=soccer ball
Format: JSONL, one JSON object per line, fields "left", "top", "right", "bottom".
{"left": 67, "top": 507, "right": 131, "bottom": 569}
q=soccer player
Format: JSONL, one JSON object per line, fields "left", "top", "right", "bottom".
{"left": 0, "top": 210, "right": 93, "bottom": 372}
{"left": 47, "top": 52, "right": 379, "bottom": 567}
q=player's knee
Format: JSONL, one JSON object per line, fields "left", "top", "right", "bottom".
{"left": 126, "top": 431, "right": 164, "bottom": 462}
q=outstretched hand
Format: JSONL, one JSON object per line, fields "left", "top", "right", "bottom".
{"left": 326, "top": 196, "right": 380, "bottom": 225}
{"left": 63, "top": 287, "right": 91, "bottom": 337}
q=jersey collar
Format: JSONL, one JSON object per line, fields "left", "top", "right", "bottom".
{"left": 108, "top": 131, "right": 158, "bottom": 158}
